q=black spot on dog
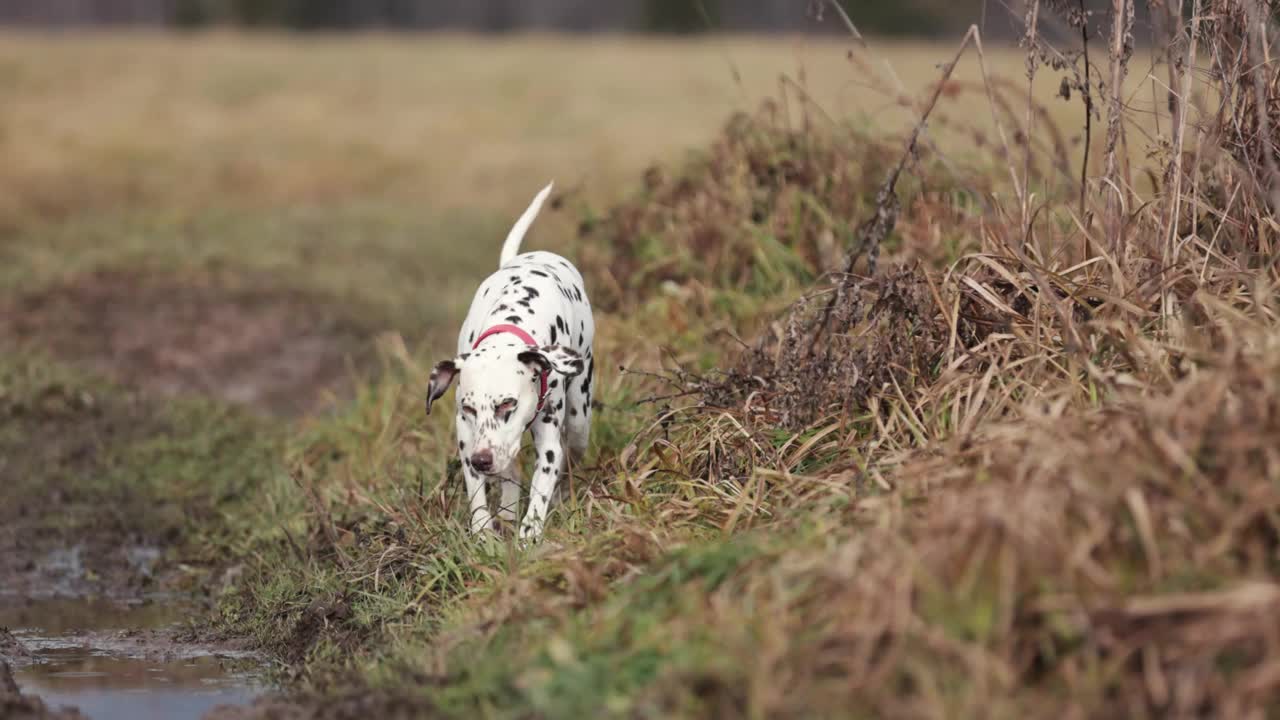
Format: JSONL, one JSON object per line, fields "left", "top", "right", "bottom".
{"left": 545, "top": 449, "right": 555, "bottom": 463}
{"left": 530, "top": 270, "right": 548, "bottom": 278}
{"left": 525, "top": 287, "right": 540, "bottom": 298}
{"left": 505, "top": 315, "right": 523, "bottom": 324}
{"left": 459, "top": 441, "right": 466, "bottom": 450}
{"left": 509, "top": 276, "right": 522, "bottom": 285}
{"left": 549, "top": 378, "right": 559, "bottom": 388}
{"left": 573, "top": 286, "right": 582, "bottom": 302}
{"left": 550, "top": 326, "right": 557, "bottom": 344}
{"left": 542, "top": 414, "right": 553, "bottom": 423}
{"left": 517, "top": 299, "right": 530, "bottom": 308}
{"left": 570, "top": 407, "right": 578, "bottom": 416}
{"left": 555, "top": 315, "right": 566, "bottom": 332}
{"left": 468, "top": 331, "right": 475, "bottom": 343}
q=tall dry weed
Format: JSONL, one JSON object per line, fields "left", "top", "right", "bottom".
{"left": 597, "top": 0, "right": 1280, "bottom": 713}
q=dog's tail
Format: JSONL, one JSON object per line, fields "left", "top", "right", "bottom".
{"left": 499, "top": 181, "right": 554, "bottom": 267}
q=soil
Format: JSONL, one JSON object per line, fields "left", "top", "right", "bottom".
{"left": 0, "top": 269, "right": 373, "bottom": 417}
{"left": 0, "top": 267, "right": 389, "bottom": 718}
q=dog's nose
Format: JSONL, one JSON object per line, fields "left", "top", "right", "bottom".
{"left": 470, "top": 450, "right": 494, "bottom": 473}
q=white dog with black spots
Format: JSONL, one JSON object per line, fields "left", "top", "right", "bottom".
{"left": 425, "top": 183, "right": 595, "bottom": 540}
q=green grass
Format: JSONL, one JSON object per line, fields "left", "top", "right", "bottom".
{"left": 0, "top": 203, "right": 508, "bottom": 334}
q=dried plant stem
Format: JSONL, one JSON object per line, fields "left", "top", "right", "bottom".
{"left": 825, "top": 1, "right": 905, "bottom": 99}
{"left": 1244, "top": 0, "right": 1280, "bottom": 215}
{"left": 1161, "top": 0, "right": 1203, "bottom": 270}
{"left": 1153, "top": 0, "right": 1185, "bottom": 134}
{"left": 1078, "top": 0, "right": 1094, "bottom": 215}
{"left": 1022, "top": 0, "right": 1042, "bottom": 238}
{"left": 1103, "top": 0, "right": 1135, "bottom": 257}
{"left": 973, "top": 30, "right": 1021, "bottom": 194}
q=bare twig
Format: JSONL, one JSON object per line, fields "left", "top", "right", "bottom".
{"left": 807, "top": 27, "right": 981, "bottom": 357}
{"left": 824, "top": 1, "right": 906, "bottom": 95}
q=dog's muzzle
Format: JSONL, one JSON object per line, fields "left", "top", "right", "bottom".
{"left": 470, "top": 449, "right": 495, "bottom": 473}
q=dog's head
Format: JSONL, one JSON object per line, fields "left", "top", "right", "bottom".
{"left": 426, "top": 343, "right": 584, "bottom": 474}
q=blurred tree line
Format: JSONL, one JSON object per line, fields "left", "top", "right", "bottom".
{"left": 0, "top": 0, "right": 983, "bottom": 36}
{"left": 174, "top": 0, "right": 972, "bottom": 34}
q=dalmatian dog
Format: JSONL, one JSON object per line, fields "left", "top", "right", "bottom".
{"left": 425, "top": 182, "right": 594, "bottom": 540}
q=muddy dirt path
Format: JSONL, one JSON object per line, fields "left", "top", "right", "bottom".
{"left": 0, "top": 269, "right": 376, "bottom": 719}
{"left": 0, "top": 428, "right": 269, "bottom": 719}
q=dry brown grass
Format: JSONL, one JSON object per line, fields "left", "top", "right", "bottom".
{"left": 579, "top": 3, "right": 1280, "bottom": 714}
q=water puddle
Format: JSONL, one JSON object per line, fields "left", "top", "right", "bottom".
{"left": 1, "top": 598, "right": 266, "bottom": 720}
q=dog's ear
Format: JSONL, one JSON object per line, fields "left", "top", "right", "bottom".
{"left": 518, "top": 345, "right": 585, "bottom": 377}
{"left": 426, "top": 359, "right": 461, "bottom": 415}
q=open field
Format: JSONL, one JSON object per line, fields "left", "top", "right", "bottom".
{"left": 0, "top": 32, "right": 1166, "bottom": 220}
{"left": 2, "top": 19, "right": 1278, "bottom": 720}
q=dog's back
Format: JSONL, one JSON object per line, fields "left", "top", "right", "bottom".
{"left": 456, "top": 250, "right": 593, "bottom": 359}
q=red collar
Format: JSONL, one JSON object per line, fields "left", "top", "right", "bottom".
{"left": 472, "top": 324, "right": 548, "bottom": 413}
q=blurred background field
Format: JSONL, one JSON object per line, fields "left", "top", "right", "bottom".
{"left": 0, "top": 29, "right": 1162, "bottom": 333}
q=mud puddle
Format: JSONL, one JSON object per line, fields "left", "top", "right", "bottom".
{"left": 1, "top": 598, "right": 266, "bottom": 720}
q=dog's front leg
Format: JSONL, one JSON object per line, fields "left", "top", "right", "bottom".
{"left": 519, "top": 420, "right": 564, "bottom": 540}
{"left": 498, "top": 464, "right": 523, "bottom": 525}
{"left": 462, "top": 463, "right": 494, "bottom": 535}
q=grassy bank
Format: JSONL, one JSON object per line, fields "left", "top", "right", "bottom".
{"left": 219, "top": 13, "right": 1280, "bottom": 719}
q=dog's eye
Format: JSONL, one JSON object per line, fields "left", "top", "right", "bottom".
{"left": 462, "top": 405, "right": 477, "bottom": 417}
{"left": 496, "top": 398, "right": 517, "bottom": 417}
